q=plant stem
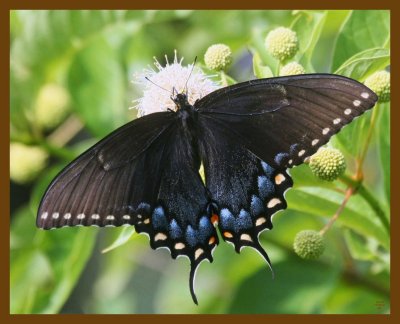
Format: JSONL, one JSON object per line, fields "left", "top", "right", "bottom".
{"left": 47, "top": 115, "right": 83, "bottom": 147}
{"left": 358, "top": 184, "right": 390, "bottom": 233}
{"left": 275, "top": 61, "right": 281, "bottom": 76}
{"left": 220, "top": 71, "right": 228, "bottom": 86}
{"left": 356, "top": 103, "right": 379, "bottom": 180}
{"left": 340, "top": 174, "right": 390, "bottom": 234}
{"left": 320, "top": 187, "right": 354, "bottom": 236}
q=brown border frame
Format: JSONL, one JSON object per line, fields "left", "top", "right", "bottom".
{"left": 3, "top": 1, "right": 397, "bottom": 322}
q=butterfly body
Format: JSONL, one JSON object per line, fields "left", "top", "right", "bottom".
{"left": 37, "top": 74, "right": 377, "bottom": 304}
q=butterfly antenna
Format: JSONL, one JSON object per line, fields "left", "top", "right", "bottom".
{"left": 145, "top": 77, "right": 171, "bottom": 94}
{"left": 185, "top": 56, "right": 197, "bottom": 95}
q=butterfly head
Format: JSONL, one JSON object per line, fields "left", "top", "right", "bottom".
{"left": 171, "top": 92, "right": 191, "bottom": 110}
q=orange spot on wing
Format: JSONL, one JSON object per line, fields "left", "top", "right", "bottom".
{"left": 211, "top": 213, "right": 219, "bottom": 226}
{"left": 223, "top": 231, "right": 233, "bottom": 238}
{"left": 208, "top": 236, "right": 216, "bottom": 245}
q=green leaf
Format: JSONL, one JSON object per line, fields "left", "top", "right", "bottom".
{"left": 332, "top": 10, "right": 390, "bottom": 71}
{"left": 220, "top": 71, "right": 237, "bottom": 86}
{"left": 68, "top": 37, "right": 127, "bottom": 137}
{"left": 323, "top": 280, "right": 389, "bottom": 314}
{"left": 101, "top": 227, "right": 136, "bottom": 253}
{"left": 30, "top": 166, "right": 63, "bottom": 216}
{"left": 286, "top": 187, "right": 389, "bottom": 249}
{"left": 11, "top": 11, "right": 134, "bottom": 72}
{"left": 334, "top": 48, "right": 390, "bottom": 80}
{"left": 228, "top": 257, "right": 340, "bottom": 313}
{"left": 252, "top": 51, "right": 273, "bottom": 78}
{"left": 344, "top": 229, "right": 376, "bottom": 261}
{"left": 10, "top": 248, "right": 52, "bottom": 314}
{"left": 289, "top": 164, "right": 339, "bottom": 190}
{"left": 38, "top": 229, "right": 97, "bottom": 314}
{"left": 291, "top": 11, "right": 327, "bottom": 71}
{"left": 332, "top": 109, "right": 372, "bottom": 158}
{"left": 10, "top": 206, "right": 97, "bottom": 314}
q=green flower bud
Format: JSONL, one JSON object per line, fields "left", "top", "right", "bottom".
{"left": 265, "top": 27, "right": 299, "bottom": 61}
{"left": 309, "top": 148, "right": 346, "bottom": 181}
{"left": 364, "top": 70, "right": 390, "bottom": 102}
{"left": 279, "top": 62, "right": 305, "bottom": 76}
{"left": 34, "top": 83, "right": 70, "bottom": 130}
{"left": 293, "top": 230, "right": 325, "bottom": 260}
{"left": 204, "top": 44, "right": 233, "bottom": 71}
{"left": 10, "top": 143, "right": 48, "bottom": 184}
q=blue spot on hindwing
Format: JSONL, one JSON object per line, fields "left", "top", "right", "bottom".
{"left": 274, "top": 153, "right": 289, "bottom": 166}
{"left": 220, "top": 208, "right": 235, "bottom": 229}
{"left": 169, "top": 219, "right": 182, "bottom": 239}
{"left": 185, "top": 225, "right": 197, "bottom": 247}
{"left": 258, "top": 176, "right": 274, "bottom": 199}
{"left": 235, "top": 210, "right": 252, "bottom": 231}
{"left": 250, "top": 195, "right": 264, "bottom": 216}
{"left": 261, "top": 161, "right": 275, "bottom": 177}
{"left": 198, "top": 216, "right": 213, "bottom": 243}
{"left": 290, "top": 143, "right": 300, "bottom": 154}
{"left": 152, "top": 206, "right": 168, "bottom": 230}
{"left": 136, "top": 202, "right": 150, "bottom": 214}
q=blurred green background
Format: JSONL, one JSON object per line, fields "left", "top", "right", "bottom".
{"left": 10, "top": 10, "right": 390, "bottom": 314}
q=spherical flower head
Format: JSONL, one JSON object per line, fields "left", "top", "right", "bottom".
{"left": 309, "top": 148, "right": 346, "bottom": 181}
{"left": 10, "top": 143, "right": 48, "bottom": 184}
{"left": 280, "top": 62, "right": 305, "bottom": 76}
{"left": 204, "top": 44, "right": 233, "bottom": 71}
{"left": 293, "top": 230, "right": 325, "bottom": 260}
{"left": 265, "top": 27, "right": 299, "bottom": 61}
{"left": 133, "top": 51, "right": 220, "bottom": 117}
{"left": 34, "top": 83, "right": 70, "bottom": 130}
{"left": 364, "top": 70, "right": 390, "bottom": 102}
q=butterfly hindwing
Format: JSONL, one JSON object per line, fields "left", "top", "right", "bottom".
{"left": 196, "top": 74, "right": 377, "bottom": 169}
{"left": 198, "top": 115, "right": 292, "bottom": 267}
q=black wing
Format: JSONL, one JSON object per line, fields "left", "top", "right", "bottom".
{"left": 37, "top": 111, "right": 218, "bottom": 303}
{"left": 37, "top": 112, "right": 175, "bottom": 229}
{"left": 195, "top": 74, "right": 377, "bottom": 267}
{"left": 198, "top": 115, "right": 292, "bottom": 270}
{"left": 196, "top": 74, "right": 377, "bottom": 168}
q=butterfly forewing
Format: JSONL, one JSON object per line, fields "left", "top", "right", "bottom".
{"left": 196, "top": 74, "right": 377, "bottom": 169}
{"left": 37, "top": 112, "right": 176, "bottom": 229}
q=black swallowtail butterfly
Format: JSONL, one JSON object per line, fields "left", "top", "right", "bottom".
{"left": 37, "top": 74, "right": 377, "bottom": 304}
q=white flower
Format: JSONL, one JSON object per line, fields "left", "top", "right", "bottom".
{"left": 132, "top": 50, "right": 220, "bottom": 116}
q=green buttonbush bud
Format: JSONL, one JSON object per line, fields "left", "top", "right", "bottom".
{"left": 309, "top": 148, "right": 346, "bottom": 181}
{"left": 204, "top": 44, "right": 233, "bottom": 71}
{"left": 10, "top": 143, "right": 48, "bottom": 184}
{"left": 364, "top": 70, "right": 390, "bottom": 102}
{"left": 34, "top": 83, "right": 70, "bottom": 130}
{"left": 294, "top": 230, "right": 325, "bottom": 260}
{"left": 280, "top": 62, "right": 305, "bottom": 76}
{"left": 265, "top": 27, "right": 299, "bottom": 61}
